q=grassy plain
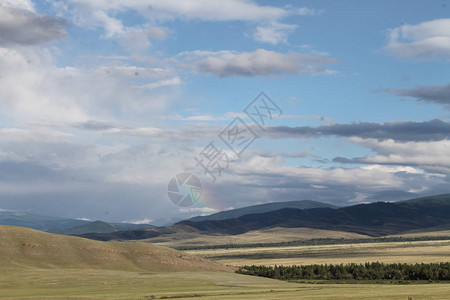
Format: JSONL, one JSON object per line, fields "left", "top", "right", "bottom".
{"left": 184, "top": 239, "right": 450, "bottom": 267}
{"left": 1, "top": 268, "right": 450, "bottom": 299}
{"left": 145, "top": 226, "right": 370, "bottom": 248}
{"left": 2, "top": 226, "right": 450, "bottom": 299}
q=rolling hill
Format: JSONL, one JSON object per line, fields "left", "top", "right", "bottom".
{"left": 0, "top": 225, "right": 234, "bottom": 272}
{"left": 189, "top": 200, "right": 337, "bottom": 222}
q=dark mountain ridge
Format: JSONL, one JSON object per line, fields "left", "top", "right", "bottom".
{"left": 178, "top": 195, "right": 450, "bottom": 236}
{"left": 189, "top": 200, "right": 337, "bottom": 222}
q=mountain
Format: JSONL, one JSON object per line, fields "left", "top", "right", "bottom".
{"left": 48, "top": 220, "right": 155, "bottom": 235}
{"left": 74, "top": 195, "right": 450, "bottom": 242}
{"left": 0, "top": 210, "right": 89, "bottom": 231}
{"left": 0, "top": 225, "right": 234, "bottom": 272}
{"left": 400, "top": 193, "right": 450, "bottom": 205}
{"left": 178, "top": 197, "right": 450, "bottom": 237}
{"left": 189, "top": 200, "right": 337, "bottom": 222}
{"left": 76, "top": 228, "right": 161, "bottom": 241}
{"left": 0, "top": 210, "right": 156, "bottom": 234}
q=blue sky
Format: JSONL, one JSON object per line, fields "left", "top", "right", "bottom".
{"left": 0, "top": 0, "right": 449, "bottom": 225}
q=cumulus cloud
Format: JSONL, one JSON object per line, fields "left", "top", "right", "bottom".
{"left": 187, "top": 49, "right": 337, "bottom": 77}
{"left": 217, "top": 151, "right": 447, "bottom": 204}
{"left": 333, "top": 138, "right": 450, "bottom": 175}
{"left": 385, "top": 19, "right": 450, "bottom": 60}
{"left": 0, "top": 48, "right": 181, "bottom": 125}
{"left": 0, "top": 1, "right": 66, "bottom": 46}
{"left": 381, "top": 83, "right": 450, "bottom": 106}
{"left": 0, "top": 122, "right": 447, "bottom": 222}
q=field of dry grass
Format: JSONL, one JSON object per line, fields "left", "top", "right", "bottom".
{"left": 2, "top": 268, "right": 450, "bottom": 299}
{"left": 185, "top": 239, "right": 450, "bottom": 267}
{"left": 2, "top": 225, "right": 450, "bottom": 299}
{"left": 145, "top": 226, "right": 370, "bottom": 248}
{"left": 0, "top": 225, "right": 234, "bottom": 272}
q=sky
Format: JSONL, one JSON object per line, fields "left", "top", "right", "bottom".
{"left": 0, "top": 0, "right": 450, "bottom": 225}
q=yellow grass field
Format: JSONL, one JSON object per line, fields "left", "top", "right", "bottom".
{"left": 2, "top": 226, "right": 450, "bottom": 299}
{"left": 2, "top": 268, "right": 450, "bottom": 299}
{"left": 145, "top": 226, "right": 370, "bottom": 247}
{"left": 185, "top": 240, "right": 450, "bottom": 267}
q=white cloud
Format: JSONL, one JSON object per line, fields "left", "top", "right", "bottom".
{"left": 141, "top": 77, "right": 181, "bottom": 90}
{"left": 0, "top": 48, "right": 88, "bottom": 124}
{"left": 187, "top": 49, "right": 337, "bottom": 77}
{"left": 0, "top": 2, "right": 66, "bottom": 46}
{"left": 385, "top": 19, "right": 450, "bottom": 60}
{"left": 0, "top": 48, "right": 182, "bottom": 126}
{"left": 122, "top": 218, "right": 154, "bottom": 224}
{"left": 254, "top": 22, "right": 297, "bottom": 45}
{"left": 57, "top": 0, "right": 320, "bottom": 45}
{"left": 296, "top": 7, "right": 323, "bottom": 16}
{"left": 0, "top": 0, "right": 35, "bottom": 12}
{"left": 345, "top": 137, "right": 450, "bottom": 174}
{"left": 64, "top": 0, "right": 289, "bottom": 22}
{"left": 119, "top": 27, "right": 167, "bottom": 51}
{"left": 0, "top": 128, "right": 72, "bottom": 142}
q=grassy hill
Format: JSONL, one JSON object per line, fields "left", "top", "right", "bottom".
{"left": 0, "top": 225, "right": 234, "bottom": 273}
{"left": 189, "top": 200, "right": 337, "bottom": 222}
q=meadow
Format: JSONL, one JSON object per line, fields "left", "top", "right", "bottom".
{"left": 184, "top": 239, "right": 450, "bottom": 266}
{"left": 2, "top": 226, "right": 450, "bottom": 299}
{"left": 1, "top": 268, "right": 450, "bottom": 299}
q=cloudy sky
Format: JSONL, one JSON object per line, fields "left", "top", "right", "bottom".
{"left": 1, "top": 0, "right": 450, "bottom": 225}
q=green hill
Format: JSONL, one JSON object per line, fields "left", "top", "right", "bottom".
{"left": 0, "top": 225, "right": 234, "bottom": 273}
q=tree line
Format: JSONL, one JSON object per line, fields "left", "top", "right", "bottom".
{"left": 237, "top": 262, "right": 450, "bottom": 281}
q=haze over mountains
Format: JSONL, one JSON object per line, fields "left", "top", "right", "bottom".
{"left": 0, "top": 210, "right": 154, "bottom": 234}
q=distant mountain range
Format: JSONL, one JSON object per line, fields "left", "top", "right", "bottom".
{"left": 0, "top": 211, "right": 154, "bottom": 235}
{"left": 0, "top": 210, "right": 89, "bottom": 231}
{"left": 4, "top": 194, "right": 450, "bottom": 240}
{"left": 48, "top": 220, "right": 155, "bottom": 235}
{"left": 189, "top": 200, "right": 337, "bottom": 222}
{"left": 179, "top": 194, "right": 450, "bottom": 236}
